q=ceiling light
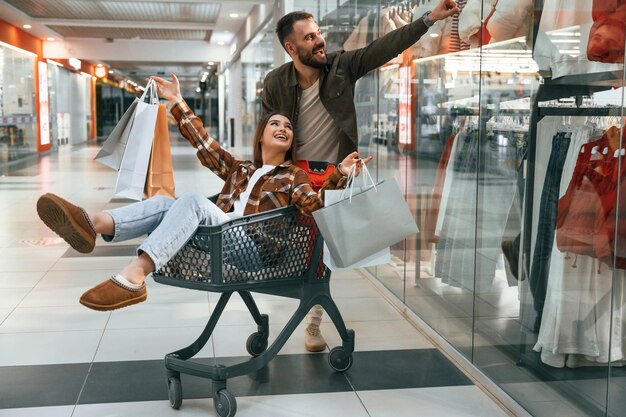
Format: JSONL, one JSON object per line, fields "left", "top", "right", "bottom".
{"left": 208, "top": 61, "right": 214, "bottom": 65}
{"left": 430, "top": 33, "right": 439, "bottom": 38}
{"left": 229, "top": 13, "right": 239, "bottom": 18}
{"left": 23, "top": 24, "right": 32, "bottom": 29}
{"left": 47, "top": 37, "right": 55, "bottom": 41}
{"left": 218, "top": 41, "right": 225, "bottom": 46}
{"left": 69, "top": 58, "right": 82, "bottom": 70}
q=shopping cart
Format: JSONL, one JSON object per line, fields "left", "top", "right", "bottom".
{"left": 152, "top": 199, "right": 355, "bottom": 417}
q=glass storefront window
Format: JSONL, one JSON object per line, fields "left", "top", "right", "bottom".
{"left": 240, "top": 0, "right": 626, "bottom": 414}
{"left": 240, "top": 20, "right": 275, "bottom": 146}
{"left": 0, "top": 44, "right": 37, "bottom": 163}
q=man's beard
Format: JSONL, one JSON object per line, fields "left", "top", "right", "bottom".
{"left": 298, "top": 46, "right": 327, "bottom": 68}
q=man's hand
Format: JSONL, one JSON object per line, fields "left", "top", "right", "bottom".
{"left": 428, "top": 0, "right": 460, "bottom": 22}
{"left": 150, "top": 72, "right": 183, "bottom": 104}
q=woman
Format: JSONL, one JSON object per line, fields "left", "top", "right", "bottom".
{"left": 37, "top": 73, "right": 371, "bottom": 312}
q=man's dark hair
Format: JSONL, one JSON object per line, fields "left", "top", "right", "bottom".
{"left": 275, "top": 11, "right": 314, "bottom": 50}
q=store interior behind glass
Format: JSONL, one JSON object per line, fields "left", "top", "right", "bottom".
{"left": 235, "top": 0, "right": 626, "bottom": 415}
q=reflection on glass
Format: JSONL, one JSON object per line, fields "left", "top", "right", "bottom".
{"left": 587, "top": 0, "right": 626, "bottom": 63}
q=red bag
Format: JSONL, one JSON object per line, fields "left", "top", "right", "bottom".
{"left": 296, "top": 160, "right": 336, "bottom": 192}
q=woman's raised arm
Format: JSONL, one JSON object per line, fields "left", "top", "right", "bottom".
{"left": 151, "top": 73, "right": 237, "bottom": 181}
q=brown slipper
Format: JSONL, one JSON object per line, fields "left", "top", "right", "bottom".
{"left": 37, "top": 193, "right": 96, "bottom": 253}
{"left": 80, "top": 277, "right": 147, "bottom": 311}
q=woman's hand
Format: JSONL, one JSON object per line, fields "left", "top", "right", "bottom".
{"left": 149, "top": 73, "right": 182, "bottom": 104}
{"left": 338, "top": 151, "right": 373, "bottom": 177}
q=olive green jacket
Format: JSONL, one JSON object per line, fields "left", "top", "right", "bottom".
{"left": 262, "top": 18, "right": 429, "bottom": 163}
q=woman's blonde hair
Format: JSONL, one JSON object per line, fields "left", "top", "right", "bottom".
{"left": 252, "top": 112, "right": 297, "bottom": 167}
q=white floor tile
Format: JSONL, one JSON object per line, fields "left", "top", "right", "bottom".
{"left": 73, "top": 399, "right": 213, "bottom": 417}
{"left": 234, "top": 392, "right": 370, "bottom": 417}
{"left": 0, "top": 288, "right": 30, "bottom": 308}
{"left": 211, "top": 322, "right": 317, "bottom": 357}
{"left": 0, "top": 247, "right": 66, "bottom": 262}
{"left": 0, "top": 308, "right": 12, "bottom": 323}
{"left": 19, "top": 286, "right": 87, "bottom": 308}
{"left": 0, "top": 406, "right": 74, "bottom": 417}
{"left": 0, "top": 248, "right": 64, "bottom": 272}
{"left": 147, "top": 281, "right": 211, "bottom": 304}
{"left": 358, "top": 386, "right": 509, "bottom": 417}
{"left": 94, "top": 326, "right": 214, "bottom": 362}
{"left": 210, "top": 298, "right": 301, "bottom": 326}
{"left": 0, "top": 271, "right": 46, "bottom": 288}
{"left": 106, "top": 302, "right": 212, "bottom": 330}
{"left": 0, "top": 306, "right": 110, "bottom": 333}
{"left": 330, "top": 277, "right": 382, "bottom": 299}
{"left": 50, "top": 256, "right": 134, "bottom": 271}
{"left": 0, "top": 233, "right": 22, "bottom": 248}
{"left": 0, "top": 330, "right": 102, "bottom": 366}
{"left": 74, "top": 392, "right": 370, "bottom": 417}
{"left": 322, "top": 320, "right": 434, "bottom": 352}
{"left": 333, "top": 298, "right": 404, "bottom": 322}
{"left": 36, "top": 269, "right": 114, "bottom": 288}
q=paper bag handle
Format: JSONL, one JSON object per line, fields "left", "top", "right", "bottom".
{"left": 139, "top": 79, "right": 159, "bottom": 105}
{"left": 340, "top": 163, "right": 377, "bottom": 202}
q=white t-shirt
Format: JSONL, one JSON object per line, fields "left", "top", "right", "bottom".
{"left": 227, "top": 165, "right": 275, "bottom": 219}
{"left": 295, "top": 79, "right": 342, "bottom": 162}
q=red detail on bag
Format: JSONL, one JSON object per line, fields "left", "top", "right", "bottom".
{"left": 296, "top": 160, "right": 336, "bottom": 192}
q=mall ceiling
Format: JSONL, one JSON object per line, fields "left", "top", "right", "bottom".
{"left": 0, "top": 0, "right": 271, "bottom": 95}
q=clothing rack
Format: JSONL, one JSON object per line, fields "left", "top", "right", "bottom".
{"left": 516, "top": 79, "right": 625, "bottom": 416}
{"left": 538, "top": 106, "right": 625, "bottom": 118}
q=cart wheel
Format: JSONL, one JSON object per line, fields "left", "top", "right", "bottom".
{"left": 214, "top": 388, "right": 237, "bottom": 417}
{"left": 328, "top": 346, "right": 353, "bottom": 372}
{"left": 168, "top": 376, "right": 183, "bottom": 409}
{"left": 246, "top": 332, "right": 268, "bottom": 357}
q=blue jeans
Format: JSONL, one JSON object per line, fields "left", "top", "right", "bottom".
{"left": 529, "top": 132, "right": 571, "bottom": 330}
{"left": 103, "top": 192, "right": 262, "bottom": 271}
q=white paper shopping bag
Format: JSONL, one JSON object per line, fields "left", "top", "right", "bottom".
{"left": 321, "top": 188, "right": 390, "bottom": 271}
{"left": 114, "top": 80, "right": 160, "bottom": 201}
{"left": 313, "top": 165, "right": 419, "bottom": 268}
{"left": 94, "top": 99, "right": 139, "bottom": 170}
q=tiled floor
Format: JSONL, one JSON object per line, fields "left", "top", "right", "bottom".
{"left": 0, "top": 140, "right": 510, "bottom": 416}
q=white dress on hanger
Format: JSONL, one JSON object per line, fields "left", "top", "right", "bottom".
{"left": 534, "top": 126, "right": 626, "bottom": 367}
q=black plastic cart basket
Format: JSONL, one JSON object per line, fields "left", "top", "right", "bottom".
{"left": 152, "top": 203, "right": 355, "bottom": 417}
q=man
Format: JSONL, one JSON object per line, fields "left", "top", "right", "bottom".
{"left": 262, "top": 0, "right": 460, "bottom": 353}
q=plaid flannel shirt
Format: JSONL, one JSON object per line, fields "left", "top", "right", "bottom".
{"left": 171, "top": 100, "right": 347, "bottom": 216}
